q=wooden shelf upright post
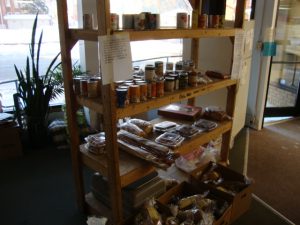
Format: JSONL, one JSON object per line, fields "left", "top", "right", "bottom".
{"left": 56, "top": 0, "right": 85, "bottom": 211}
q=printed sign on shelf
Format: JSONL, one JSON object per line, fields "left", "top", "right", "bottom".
{"left": 98, "top": 33, "right": 132, "bottom": 85}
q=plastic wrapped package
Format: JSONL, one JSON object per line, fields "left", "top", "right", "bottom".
{"left": 155, "top": 132, "right": 185, "bottom": 148}
{"left": 84, "top": 132, "right": 106, "bottom": 154}
{"left": 120, "top": 121, "right": 147, "bottom": 137}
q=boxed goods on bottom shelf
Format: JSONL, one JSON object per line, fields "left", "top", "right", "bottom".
{"left": 133, "top": 181, "right": 232, "bottom": 225}
{"left": 91, "top": 171, "right": 166, "bottom": 217}
{"left": 189, "top": 162, "right": 253, "bottom": 223}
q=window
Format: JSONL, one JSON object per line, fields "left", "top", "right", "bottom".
{"left": 0, "top": 0, "right": 79, "bottom": 110}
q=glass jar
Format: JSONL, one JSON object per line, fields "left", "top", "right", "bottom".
{"left": 156, "top": 78, "right": 164, "bottom": 97}
{"left": 145, "top": 64, "right": 155, "bottom": 82}
{"left": 155, "top": 61, "right": 164, "bottom": 77}
{"left": 188, "top": 71, "right": 198, "bottom": 87}
{"left": 164, "top": 77, "right": 175, "bottom": 92}
{"left": 169, "top": 73, "right": 179, "bottom": 90}
{"left": 179, "top": 72, "right": 188, "bottom": 89}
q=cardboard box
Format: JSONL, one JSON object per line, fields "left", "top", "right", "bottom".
{"left": 190, "top": 162, "right": 253, "bottom": 223}
{"left": 158, "top": 103, "right": 202, "bottom": 121}
{"left": 157, "top": 181, "right": 232, "bottom": 225}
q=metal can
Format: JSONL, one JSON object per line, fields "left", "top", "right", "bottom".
{"left": 176, "top": 12, "right": 189, "bottom": 29}
{"left": 149, "top": 13, "right": 160, "bottom": 29}
{"left": 198, "top": 14, "right": 208, "bottom": 29}
{"left": 83, "top": 14, "right": 93, "bottom": 29}
{"left": 110, "top": 13, "right": 119, "bottom": 31}
{"left": 134, "top": 13, "right": 146, "bottom": 30}
{"left": 209, "top": 15, "right": 219, "bottom": 28}
{"left": 122, "top": 14, "right": 134, "bottom": 29}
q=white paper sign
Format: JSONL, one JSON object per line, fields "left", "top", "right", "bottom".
{"left": 231, "top": 30, "right": 245, "bottom": 80}
{"left": 98, "top": 33, "right": 132, "bottom": 85}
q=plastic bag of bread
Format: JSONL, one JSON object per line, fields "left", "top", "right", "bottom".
{"left": 135, "top": 198, "right": 162, "bottom": 225}
{"left": 120, "top": 122, "right": 146, "bottom": 137}
{"left": 129, "top": 118, "right": 153, "bottom": 134}
{"left": 204, "top": 106, "right": 231, "bottom": 121}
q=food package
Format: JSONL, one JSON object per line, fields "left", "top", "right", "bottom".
{"left": 84, "top": 132, "right": 106, "bottom": 154}
{"left": 120, "top": 121, "right": 146, "bottom": 137}
{"left": 175, "top": 125, "right": 199, "bottom": 138}
{"left": 129, "top": 118, "right": 153, "bottom": 134}
{"left": 193, "top": 119, "right": 218, "bottom": 131}
{"left": 117, "top": 130, "right": 179, "bottom": 169}
{"left": 203, "top": 106, "right": 231, "bottom": 122}
{"left": 154, "top": 121, "right": 178, "bottom": 132}
{"left": 205, "top": 70, "right": 230, "bottom": 79}
{"left": 155, "top": 132, "right": 185, "bottom": 148}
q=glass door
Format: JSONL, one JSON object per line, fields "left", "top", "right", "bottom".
{"left": 264, "top": 0, "right": 300, "bottom": 117}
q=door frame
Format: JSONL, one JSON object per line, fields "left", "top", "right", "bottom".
{"left": 247, "top": 0, "right": 279, "bottom": 130}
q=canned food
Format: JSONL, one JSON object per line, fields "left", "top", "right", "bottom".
{"left": 151, "top": 81, "right": 157, "bottom": 98}
{"left": 145, "top": 64, "right": 155, "bottom": 82}
{"left": 156, "top": 78, "right": 164, "bottom": 97}
{"left": 165, "top": 77, "right": 175, "bottom": 92}
{"left": 139, "top": 82, "right": 147, "bottom": 102}
{"left": 129, "top": 85, "right": 140, "bottom": 103}
{"left": 155, "top": 61, "right": 164, "bottom": 77}
{"left": 80, "top": 79, "right": 89, "bottom": 96}
{"left": 198, "top": 14, "right": 208, "bottom": 29}
{"left": 134, "top": 13, "right": 146, "bottom": 30}
{"left": 149, "top": 13, "right": 160, "bottom": 29}
{"left": 87, "top": 80, "right": 99, "bottom": 98}
{"left": 111, "top": 13, "right": 119, "bottom": 31}
{"left": 177, "top": 12, "right": 189, "bottom": 29}
{"left": 122, "top": 14, "right": 134, "bottom": 29}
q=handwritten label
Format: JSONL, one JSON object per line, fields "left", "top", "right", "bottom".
{"left": 98, "top": 33, "right": 132, "bottom": 85}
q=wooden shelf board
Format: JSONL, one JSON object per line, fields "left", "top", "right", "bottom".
{"left": 116, "top": 79, "right": 237, "bottom": 119}
{"left": 70, "top": 28, "right": 239, "bottom": 42}
{"left": 149, "top": 118, "right": 232, "bottom": 156}
{"left": 76, "top": 96, "right": 103, "bottom": 113}
{"left": 80, "top": 145, "right": 154, "bottom": 187}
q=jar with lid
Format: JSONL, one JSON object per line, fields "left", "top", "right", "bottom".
{"left": 145, "top": 64, "right": 155, "bottom": 82}
{"left": 129, "top": 85, "right": 140, "bottom": 103}
{"left": 154, "top": 61, "right": 164, "bottom": 78}
{"left": 166, "top": 62, "right": 174, "bottom": 71}
{"left": 156, "top": 78, "right": 164, "bottom": 97}
{"left": 164, "top": 76, "right": 175, "bottom": 92}
{"left": 188, "top": 70, "right": 198, "bottom": 87}
{"left": 179, "top": 72, "right": 188, "bottom": 89}
{"left": 139, "top": 82, "right": 147, "bottom": 102}
{"left": 169, "top": 73, "right": 179, "bottom": 90}
{"left": 175, "top": 61, "right": 183, "bottom": 71}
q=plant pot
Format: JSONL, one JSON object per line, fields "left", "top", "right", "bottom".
{"left": 27, "top": 116, "right": 49, "bottom": 148}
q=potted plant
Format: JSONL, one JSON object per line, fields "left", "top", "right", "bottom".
{"left": 14, "top": 14, "right": 63, "bottom": 147}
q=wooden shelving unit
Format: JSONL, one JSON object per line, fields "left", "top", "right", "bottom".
{"left": 56, "top": 0, "right": 246, "bottom": 224}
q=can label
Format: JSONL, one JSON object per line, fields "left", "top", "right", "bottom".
{"left": 111, "top": 13, "right": 119, "bottom": 31}
{"left": 177, "top": 12, "right": 188, "bottom": 29}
